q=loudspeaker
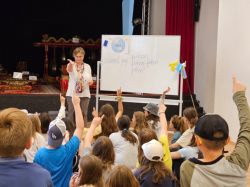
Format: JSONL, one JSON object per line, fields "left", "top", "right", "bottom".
{"left": 193, "top": 0, "right": 200, "bottom": 22}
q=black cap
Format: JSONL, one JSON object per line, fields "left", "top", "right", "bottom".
{"left": 195, "top": 114, "right": 229, "bottom": 141}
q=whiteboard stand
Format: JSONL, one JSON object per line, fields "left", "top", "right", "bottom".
{"left": 96, "top": 61, "right": 185, "bottom": 117}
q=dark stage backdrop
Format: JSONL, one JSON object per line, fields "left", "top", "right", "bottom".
{"left": 0, "top": 0, "right": 123, "bottom": 77}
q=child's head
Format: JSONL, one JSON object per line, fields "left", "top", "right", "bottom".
{"left": 92, "top": 136, "right": 115, "bottom": 171}
{"left": 39, "top": 112, "right": 52, "bottom": 134}
{"left": 48, "top": 119, "right": 66, "bottom": 148}
{"left": 62, "top": 117, "right": 75, "bottom": 140}
{"left": 132, "top": 111, "right": 150, "bottom": 135}
{"left": 183, "top": 107, "right": 198, "bottom": 128}
{"left": 105, "top": 165, "right": 140, "bottom": 187}
{"left": 99, "top": 104, "right": 118, "bottom": 137}
{"left": 143, "top": 103, "right": 160, "bottom": 130}
{"left": 78, "top": 155, "right": 103, "bottom": 187}
{"left": 194, "top": 114, "right": 230, "bottom": 152}
{"left": 29, "top": 115, "right": 42, "bottom": 143}
{"left": 138, "top": 128, "right": 158, "bottom": 165}
{"left": 0, "top": 108, "right": 32, "bottom": 157}
{"left": 139, "top": 139, "right": 174, "bottom": 184}
{"left": 170, "top": 115, "right": 188, "bottom": 134}
{"left": 117, "top": 115, "right": 138, "bottom": 145}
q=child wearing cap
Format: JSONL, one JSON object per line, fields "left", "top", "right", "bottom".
{"left": 109, "top": 115, "right": 139, "bottom": 169}
{"left": 143, "top": 87, "right": 171, "bottom": 138}
{"left": 180, "top": 74, "right": 250, "bottom": 187}
{"left": 0, "top": 108, "right": 53, "bottom": 187}
{"left": 34, "top": 91, "right": 84, "bottom": 187}
{"left": 132, "top": 98, "right": 172, "bottom": 175}
{"left": 134, "top": 139, "right": 175, "bottom": 187}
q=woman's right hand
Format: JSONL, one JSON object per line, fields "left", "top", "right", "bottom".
{"left": 67, "top": 59, "right": 75, "bottom": 65}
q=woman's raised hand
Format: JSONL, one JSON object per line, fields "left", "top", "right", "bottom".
{"left": 67, "top": 59, "right": 75, "bottom": 65}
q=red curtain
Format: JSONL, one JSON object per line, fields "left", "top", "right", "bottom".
{"left": 165, "top": 0, "right": 194, "bottom": 94}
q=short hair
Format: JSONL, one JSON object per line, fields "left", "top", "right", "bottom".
{"left": 73, "top": 47, "right": 85, "bottom": 56}
{"left": 39, "top": 112, "right": 52, "bottom": 133}
{"left": 200, "top": 131, "right": 227, "bottom": 151}
{"left": 0, "top": 108, "right": 32, "bottom": 157}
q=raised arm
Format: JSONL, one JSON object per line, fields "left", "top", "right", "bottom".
{"left": 83, "top": 115, "right": 104, "bottom": 148}
{"left": 158, "top": 87, "right": 170, "bottom": 114}
{"left": 227, "top": 73, "right": 250, "bottom": 171}
{"left": 72, "top": 90, "right": 84, "bottom": 141}
{"left": 159, "top": 100, "right": 168, "bottom": 137}
{"left": 55, "top": 94, "right": 66, "bottom": 120}
{"left": 115, "top": 87, "right": 123, "bottom": 119}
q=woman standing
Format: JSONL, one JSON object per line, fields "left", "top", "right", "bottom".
{"left": 67, "top": 47, "right": 93, "bottom": 127}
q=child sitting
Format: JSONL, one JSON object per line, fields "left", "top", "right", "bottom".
{"left": 132, "top": 98, "right": 172, "bottom": 174}
{"left": 24, "top": 115, "right": 46, "bottom": 162}
{"left": 0, "top": 108, "right": 53, "bottom": 187}
{"left": 70, "top": 155, "right": 103, "bottom": 187}
{"left": 132, "top": 111, "right": 150, "bottom": 135}
{"left": 169, "top": 115, "right": 188, "bottom": 149}
{"left": 39, "top": 112, "right": 52, "bottom": 144}
{"left": 169, "top": 107, "right": 198, "bottom": 150}
{"left": 105, "top": 165, "right": 140, "bottom": 187}
{"left": 134, "top": 139, "right": 175, "bottom": 187}
{"left": 180, "top": 74, "right": 250, "bottom": 187}
{"left": 109, "top": 115, "right": 139, "bottom": 169}
{"left": 34, "top": 91, "right": 84, "bottom": 187}
{"left": 143, "top": 87, "right": 171, "bottom": 138}
{"left": 82, "top": 115, "right": 116, "bottom": 182}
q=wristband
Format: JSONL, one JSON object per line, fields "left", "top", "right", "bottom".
{"left": 115, "top": 96, "right": 124, "bottom": 101}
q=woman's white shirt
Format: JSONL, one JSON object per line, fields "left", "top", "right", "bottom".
{"left": 66, "top": 63, "right": 92, "bottom": 98}
{"left": 24, "top": 132, "right": 46, "bottom": 162}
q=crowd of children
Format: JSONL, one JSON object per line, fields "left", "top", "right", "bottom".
{"left": 0, "top": 74, "right": 250, "bottom": 187}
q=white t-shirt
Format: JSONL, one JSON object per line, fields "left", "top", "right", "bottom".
{"left": 148, "top": 120, "right": 161, "bottom": 139}
{"left": 66, "top": 63, "right": 92, "bottom": 98}
{"left": 24, "top": 132, "right": 46, "bottom": 162}
{"left": 176, "top": 126, "right": 195, "bottom": 148}
{"left": 109, "top": 131, "right": 139, "bottom": 170}
{"left": 179, "top": 146, "right": 199, "bottom": 160}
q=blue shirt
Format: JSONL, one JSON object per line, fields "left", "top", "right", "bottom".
{"left": 134, "top": 169, "right": 175, "bottom": 187}
{"left": 171, "top": 131, "right": 182, "bottom": 149}
{"left": 34, "top": 135, "right": 80, "bottom": 187}
{"left": 0, "top": 157, "right": 53, "bottom": 187}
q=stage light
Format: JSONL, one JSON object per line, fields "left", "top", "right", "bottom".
{"left": 132, "top": 18, "right": 143, "bottom": 26}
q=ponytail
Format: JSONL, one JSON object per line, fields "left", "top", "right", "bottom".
{"left": 118, "top": 115, "right": 138, "bottom": 145}
{"left": 121, "top": 130, "right": 138, "bottom": 145}
{"left": 183, "top": 107, "right": 198, "bottom": 128}
{"left": 171, "top": 115, "right": 188, "bottom": 134}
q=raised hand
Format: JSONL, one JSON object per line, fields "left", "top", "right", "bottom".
{"left": 72, "top": 90, "right": 80, "bottom": 106}
{"left": 69, "top": 174, "right": 78, "bottom": 187}
{"left": 159, "top": 99, "right": 167, "bottom": 113}
{"left": 162, "top": 87, "right": 171, "bottom": 97}
{"left": 60, "top": 93, "right": 65, "bottom": 106}
{"left": 233, "top": 73, "right": 246, "bottom": 94}
{"left": 67, "top": 59, "right": 75, "bottom": 65}
{"left": 91, "top": 115, "right": 105, "bottom": 128}
{"left": 92, "top": 107, "right": 98, "bottom": 117}
{"left": 117, "top": 87, "right": 122, "bottom": 96}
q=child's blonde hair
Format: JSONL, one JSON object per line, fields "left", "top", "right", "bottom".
{"left": 134, "top": 111, "right": 150, "bottom": 135}
{"left": 171, "top": 115, "right": 188, "bottom": 134}
{"left": 0, "top": 108, "right": 32, "bottom": 157}
{"left": 29, "top": 115, "right": 42, "bottom": 144}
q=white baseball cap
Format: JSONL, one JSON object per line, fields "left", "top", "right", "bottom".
{"left": 48, "top": 119, "right": 66, "bottom": 148}
{"left": 142, "top": 139, "right": 164, "bottom": 162}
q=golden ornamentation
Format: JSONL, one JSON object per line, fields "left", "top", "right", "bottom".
{"left": 42, "top": 34, "right": 101, "bottom": 44}
{"left": 2, "top": 78, "right": 36, "bottom": 86}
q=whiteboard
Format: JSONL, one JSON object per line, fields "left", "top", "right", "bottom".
{"left": 100, "top": 35, "right": 181, "bottom": 95}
